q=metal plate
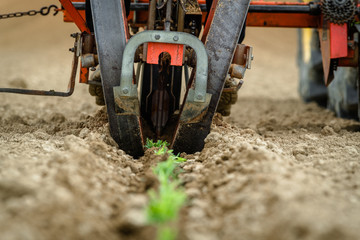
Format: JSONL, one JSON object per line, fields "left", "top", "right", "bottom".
{"left": 90, "top": 0, "right": 143, "bottom": 157}
{"left": 173, "top": 0, "right": 250, "bottom": 154}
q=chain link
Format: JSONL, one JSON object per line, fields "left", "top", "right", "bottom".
{"left": 0, "top": 5, "right": 59, "bottom": 20}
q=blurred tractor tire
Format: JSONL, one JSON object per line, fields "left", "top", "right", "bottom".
{"left": 217, "top": 90, "right": 238, "bottom": 116}
{"left": 297, "top": 28, "right": 328, "bottom": 107}
{"left": 328, "top": 67, "right": 359, "bottom": 119}
{"left": 88, "top": 68, "right": 105, "bottom": 106}
{"left": 297, "top": 29, "right": 359, "bottom": 120}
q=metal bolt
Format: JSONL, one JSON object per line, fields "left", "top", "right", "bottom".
{"left": 173, "top": 36, "right": 179, "bottom": 41}
{"left": 348, "top": 42, "right": 355, "bottom": 49}
{"left": 69, "top": 48, "right": 75, "bottom": 52}
{"left": 196, "top": 94, "right": 203, "bottom": 100}
{"left": 155, "top": 35, "right": 161, "bottom": 40}
{"left": 123, "top": 88, "right": 129, "bottom": 94}
{"left": 70, "top": 33, "right": 77, "bottom": 38}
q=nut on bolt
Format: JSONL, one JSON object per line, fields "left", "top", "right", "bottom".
{"left": 155, "top": 35, "right": 161, "bottom": 40}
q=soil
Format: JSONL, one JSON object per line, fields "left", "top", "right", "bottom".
{"left": 1, "top": 1, "right": 360, "bottom": 240}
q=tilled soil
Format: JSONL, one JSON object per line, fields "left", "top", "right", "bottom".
{"left": 1, "top": 1, "right": 360, "bottom": 240}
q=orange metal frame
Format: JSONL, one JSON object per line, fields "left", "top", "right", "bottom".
{"left": 247, "top": 1, "right": 321, "bottom": 28}
{"left": 59, "top": 0, "right": 90, "bottom": 33}
{"left": 60, "top": 0, "right": 90, "bottom": 84}
{"left": 247, "top": 13, "right": 320, "bottom": 28}
{"left": 60, "top": 0, "right": 356, "bottom": 86}
{"left": 62, "top": 1, "right": 321, "bottom": 28}
{"left": 147, "top": 42, "right": 184, "bottom": 66}
{"left": 62, "top": 0, "right": 86, "bottom": 24}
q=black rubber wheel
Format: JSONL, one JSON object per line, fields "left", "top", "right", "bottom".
{"left": 328, "top": 67, "right": 359, "bottom": 120}
{"left": 297, "top": 29, "right": 359, "bottom": 120}
{"left": 88, "top": 68, "right": 105, "bottom": 106}
{"left": 297, "top": 29, "right": 328, "bottom": 107}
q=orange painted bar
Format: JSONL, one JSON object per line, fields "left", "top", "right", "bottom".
{"left": 330, "top": 23, "right": 348, "bottom": 59}
{"left": 147, "top": 43, "right": 184, "bottom": 66}
{"left": 60, "top": 0, "right": 90, "bottom": 33}
{"left": 246, "top": 13, "right": 320, "bottom": 28}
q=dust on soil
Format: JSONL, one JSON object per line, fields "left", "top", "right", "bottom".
{"left": 1, "top": 1, "right": 360, "bottom": 240}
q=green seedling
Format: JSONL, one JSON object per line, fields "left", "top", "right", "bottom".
{"left": 157, "top": 225, "right": 177, "bottom": 240}
{"left": 170, "top": 153, "right": 187, "bottom": 163}
{"left": 145, "top": 138, "right": 170, "bottom": 149}
{"left": 155, "top": 145, "right": 168, "bottom": 155}
{"left": 154, "top": 154, "right": 186, "bottom": 182}
{"left": 144, "top": 139, "right": 188, "bottom": 240}
{"left": 147, "top": 181, "right": 186, "bottom": 223}
{"left": 154, "top": 159, "right": 177, "bottom": 183}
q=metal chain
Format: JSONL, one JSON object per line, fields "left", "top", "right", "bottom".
{"left": 0, "top": 5, "right": 59, "bottom": 20}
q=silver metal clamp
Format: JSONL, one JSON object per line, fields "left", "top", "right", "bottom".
{"left": 115, "top": 30, "right": 209, "bottom": 103}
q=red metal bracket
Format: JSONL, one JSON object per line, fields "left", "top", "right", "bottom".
{"left": 319, "top": 22, "right": 350, "bottom": 85}
{"left": 60, "top": 0, "right": 91, "bottom": 83}
{"left": 80, "top": 67, "right": 89, "bottom": 84}
{"left": 201, "top": 0, "right": 218, "bottom": 43}
{"left": 247, "top": 13, "right": 320, "bottom": 28}
{"left": 146, "top": 42, "right": 184, "bottom": 66}
{"left": 59, "top": 0, "right": 90, "bottom": 33}
{"left": 330, "top": 23, "right": 347, "bottom": 59}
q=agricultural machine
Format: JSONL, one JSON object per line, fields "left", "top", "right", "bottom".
{"left": 0, "top": 0, "right": 359, "bottom": 157}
